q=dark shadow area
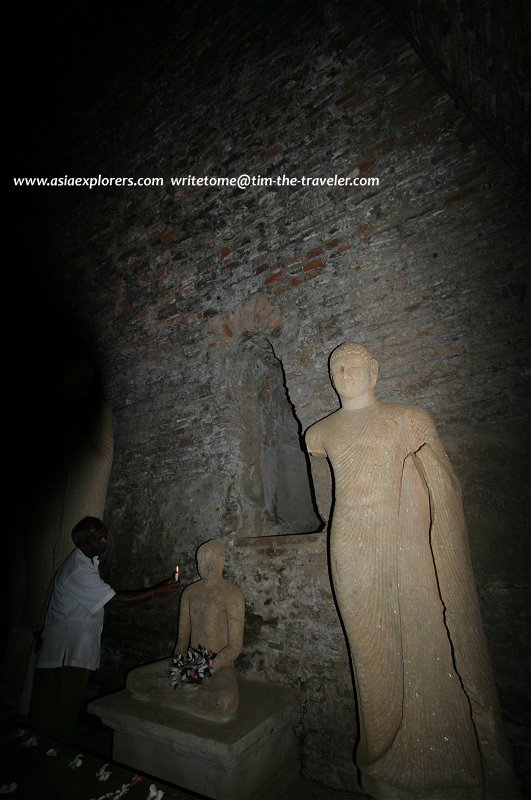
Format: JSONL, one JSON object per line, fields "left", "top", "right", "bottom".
{"left": 2, "top": 192, "right": 108, "bottom": 716}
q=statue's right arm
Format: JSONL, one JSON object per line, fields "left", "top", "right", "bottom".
{"left": 305, "top": 423, "right": 327, "bottom": 458}
{"left": 308, "top": 456, "right": 333, "bottom": 526}
{"left": 174, "top": 587, "right": 191, "bottom": 656}
{"left": 305, "top": 424, "right": 332, "bottom": 526}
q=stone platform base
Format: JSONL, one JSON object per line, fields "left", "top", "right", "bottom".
{"left": 88, "top": 677, "right": 302, "bottom": 800}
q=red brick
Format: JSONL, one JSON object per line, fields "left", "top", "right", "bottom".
{"left": 307, "top": 135, "right": 326, "bottom": 148}
{"left": 335, "top": 90, "right": 356, "bottom": 108}
{"left": 303, "top": 258, "right": 325, "bottom": 271}
{"left": 304, "top": 269, "right": 321, "bottom": 281}
{"left": 445, "top": 187, "right": 480, "bottom": 205}
{"left": 359, "top": 158, "right": 376, "bottom": 173}
{"left": 306, "top": 246, "right": 324, "bottom": 259}
{"left": 154, "top": 265, "right": 173, "bottom": 282}
{"left": 264, "top": 144, "right": 283, "bottom": 161}
{"left": 161, "top": 227, "right": 180, "bottom": 244}
{"left": 264, "top": 271, "right": 283, "bottom": 285}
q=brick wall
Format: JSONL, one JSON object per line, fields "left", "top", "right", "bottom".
{"left": 386, "top": 0, "right": 531, "bottom": 178}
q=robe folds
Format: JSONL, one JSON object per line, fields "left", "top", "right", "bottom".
{"left": 305, "top": 401, "right": 518, "bottom": 800}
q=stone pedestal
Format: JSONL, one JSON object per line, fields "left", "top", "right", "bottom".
{"left": 88, "top": 677, "right": 302, "bottom": 800}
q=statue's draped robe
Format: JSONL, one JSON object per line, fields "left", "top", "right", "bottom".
{"left": 306, "top": 402, "right": 516, "bottom": 800}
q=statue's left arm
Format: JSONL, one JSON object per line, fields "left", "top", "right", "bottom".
{"left": 407, "top": 408, "right": 476, "bottom": 618}
{"left": 408, "top": 407, "right": 459, "bottom": 489}
{"left": 408, "top": 407, "right": 516, "bottom": 789}
{"left": 213, "top": 588, "right": 245, "bottom": 671}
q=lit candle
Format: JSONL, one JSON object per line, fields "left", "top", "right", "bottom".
{"left": 174, "top": 565, "right": 180, "bottom": 582}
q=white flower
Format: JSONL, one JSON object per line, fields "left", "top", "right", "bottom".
{"left": 21, "top": 736, "right": 38, "bottom": 748}
{"left": 96, "top": 763, "right": 111, "bottom": 782}
{"left": 147, "top": 784, "right": 164, "bottom": 800}
{"left": 46, "top": 748, "right": 58, "bottom": 757}
{"left": 69, "top": 753, "right": 84, "bottom": 768}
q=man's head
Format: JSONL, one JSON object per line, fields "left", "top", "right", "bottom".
{"left": 196, "top": 540, "right": 225, "bottom": 580}
{"left": 329, "top": 342, "right": 378, "bottom": 404}
{"left": 72, "top": 516, "right": 108, "bottom": 558}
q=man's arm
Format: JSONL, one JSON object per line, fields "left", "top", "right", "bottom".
{"left": 106, "top": 578, "right": 179, "bottom": 609}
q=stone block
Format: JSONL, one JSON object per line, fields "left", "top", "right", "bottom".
{"left": 88, "top": 677, "right": 302, "bottom": 800}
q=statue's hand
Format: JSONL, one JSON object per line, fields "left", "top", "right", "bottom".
{"left": 182, "top": 683, "right": 200, "bottom": 693}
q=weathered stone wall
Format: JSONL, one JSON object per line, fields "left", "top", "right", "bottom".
{"left": 13, "top": 0, "right": 529, "bottom": 791}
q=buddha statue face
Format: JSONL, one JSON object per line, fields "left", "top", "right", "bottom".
{"left": 330, "top": 343, "right": 378, "bottom": 404}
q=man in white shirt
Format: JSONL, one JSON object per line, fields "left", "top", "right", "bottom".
{"left": 29, "top": 516, "right": 179, "bottom": 743}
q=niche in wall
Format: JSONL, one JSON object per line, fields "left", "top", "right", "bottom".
{"left": 227, "top": 334, "right": 320, "bottom": 536}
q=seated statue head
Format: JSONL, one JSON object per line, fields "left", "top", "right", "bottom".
{"left": 196, "top": 539, "right": 224, "bottom": 580}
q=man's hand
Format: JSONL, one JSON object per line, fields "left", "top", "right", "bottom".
{"left": 152, "top": 577, "right": 181, "bottom": 598}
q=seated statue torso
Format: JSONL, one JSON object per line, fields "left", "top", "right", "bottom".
{"left": 127, "top": 540, "right": 245, "bottom": 724}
